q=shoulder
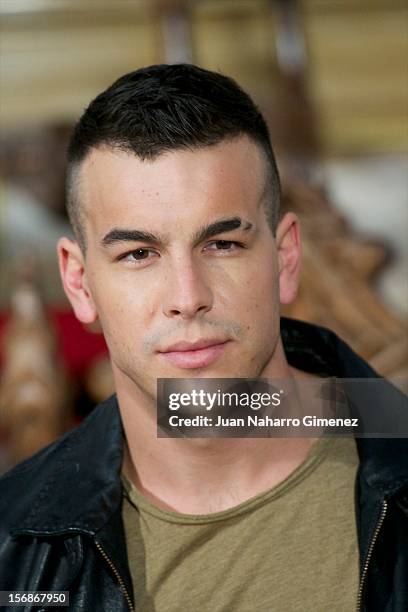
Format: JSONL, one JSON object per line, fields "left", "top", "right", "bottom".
{"left": 0, "top": 423, "right": 79, "bottom": 508}
{"left": 0, "top": 395, "right": 121, "bottom": 532}
{"left": 281, "top": 317, "right": 378, "bottom": 378}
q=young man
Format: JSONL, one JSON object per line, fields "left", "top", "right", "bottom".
{"left": 0, "top": 64, "right": 407, "bottom": 612}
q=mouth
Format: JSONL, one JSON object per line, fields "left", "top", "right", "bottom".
{"left": 158, "top": 339, "right": 230, "bottom": 369}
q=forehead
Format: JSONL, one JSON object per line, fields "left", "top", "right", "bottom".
{"left": 78, "top": 136, "right": 269, "bottom": 236}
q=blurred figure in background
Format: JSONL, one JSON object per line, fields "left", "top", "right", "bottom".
{"left": 0, "top": 258, "right": 68, "bottom": 466}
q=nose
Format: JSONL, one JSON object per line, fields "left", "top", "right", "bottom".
{"left": 162, "top": 257, "right": 214, "bottom": 320}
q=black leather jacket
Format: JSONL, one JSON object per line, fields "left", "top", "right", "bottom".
{"left": 1, "top": 319, "right": 407, "bottom": 612}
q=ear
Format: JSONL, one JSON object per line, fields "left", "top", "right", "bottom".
{"left": 57, "top": 237, "right": 98, "bottom": 324}
{"left": 276, "top": 212, "right": 301, "bottom": 305}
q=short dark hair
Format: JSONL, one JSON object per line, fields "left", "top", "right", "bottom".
{"left": 67, "top": 63, "right": 280, "bottom": 249}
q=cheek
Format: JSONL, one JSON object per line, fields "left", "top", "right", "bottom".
{"left": 219, "top": 260, "right": 279, "bottom": 356}
{"left": 87, "top": 274, "right": 149, "bottom": 347}
{"left": 88, "top": 262, "right": 150, "bottom": 316}
{"left": 241, "top": 282, "right": 279, "bottom": 334}
{"left": 219, "top": 255, "right": 278, "bottom": 315}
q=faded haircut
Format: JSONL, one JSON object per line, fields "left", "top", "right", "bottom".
{"left": 66, "top": 63, "right": 281, "bottom": 250}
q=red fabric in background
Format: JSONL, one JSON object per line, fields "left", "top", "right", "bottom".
{"left": 0, "top": 309, "right": 108, "bottom": 379}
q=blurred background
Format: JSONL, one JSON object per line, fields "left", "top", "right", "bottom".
{"left": 0, "top": 0, "right": 407, "bottom": 470}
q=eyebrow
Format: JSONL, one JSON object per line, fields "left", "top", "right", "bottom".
{"left": 101, "top": 228, "right": 162, "bottom": 247}
{"left": 101, "top": 217, "right": 253, "bottom": 248}
{"left": 192, "top": 217, "right": 253, "bottom": 244}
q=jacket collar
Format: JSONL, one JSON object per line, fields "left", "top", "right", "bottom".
{"left": 13, "top": 394, "right": 124, "bottom": 536}
{"left": 14, "top": 317, "right": 408, "bottom": 536}
{"left": 281, "top": 317, "right": 408, "bottom": 496}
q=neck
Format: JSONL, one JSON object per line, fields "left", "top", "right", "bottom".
{"left": 118, "top": 339, "right": 317, "bottom": 514}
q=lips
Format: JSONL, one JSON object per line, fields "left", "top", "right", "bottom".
{"left": 158, "top": 338, "right": 230, "bottom": 369}
{"left": 161, "top": 339, "right": 228, "bottom": 353}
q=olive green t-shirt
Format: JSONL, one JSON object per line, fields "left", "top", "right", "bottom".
{"left": 122, "top": 437, "right": 359, "bottom": 612}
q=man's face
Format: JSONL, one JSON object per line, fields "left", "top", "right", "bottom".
{"left": 61, "top": 136, "right": 298, "bottom": 399}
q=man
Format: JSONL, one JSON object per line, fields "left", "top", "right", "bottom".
{"left": 0, "top": 64, "right": 407, "bottom": 612}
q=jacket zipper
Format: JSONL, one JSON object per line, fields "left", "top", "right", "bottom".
{"left": 94, "top": 539, "right": 135, "bottom": 612}
{"left": 356, "top": 499, "right": 388, "bottom": 612}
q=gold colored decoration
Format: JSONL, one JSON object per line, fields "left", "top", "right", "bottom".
{"left": 0, "top": 262, "right": 69, "bottom": 465}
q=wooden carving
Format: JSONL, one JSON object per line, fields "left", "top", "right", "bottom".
{"left": 0, "top": 266, "right": 68, "bottom": 465}
{"left": 281, "top": 178, "right": 408, "bottom": 381}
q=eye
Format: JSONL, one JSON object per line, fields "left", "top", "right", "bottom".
{"left": 129, "top": 248, "right": 149, "bottom": 260}
{"left": 119, "top": 248, "right": 158, "bottom": 263}
{"left": 204, "top": 240, "right": 243, "bottom": 252}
